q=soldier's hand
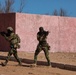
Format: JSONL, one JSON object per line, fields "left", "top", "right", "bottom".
{"left": 47, "top": 31, "right": 50, "bottom": 33}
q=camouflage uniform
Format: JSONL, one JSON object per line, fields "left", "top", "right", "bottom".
{"left": 1, "top": 27, "right": 21, "bottom": 66}
{"left": 34, "top": 27, "right": 51, "bottom": 66}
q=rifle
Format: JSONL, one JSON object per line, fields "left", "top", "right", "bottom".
{"left": 42, "top": 31, "right": 49, "bottom": 38}
{"left": 38, "top": 31, "right": 49, "bottom": 41}
{"left": 0, "top": 31, "right": 6, "bottom": 36}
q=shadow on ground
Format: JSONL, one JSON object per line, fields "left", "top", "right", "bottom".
{"left": 0, "top": 55, "right": 76, "bottom": 71}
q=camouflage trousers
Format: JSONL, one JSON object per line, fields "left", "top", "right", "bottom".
{"left": 34, "top": 43, "right": 51, "bottom": 66}
{"left": 4, "top": 48, "right": 21, "bottom": 65}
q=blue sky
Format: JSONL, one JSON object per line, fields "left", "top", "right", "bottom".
{"left": 0, "top": 0, "right": 76, "bottom": 17}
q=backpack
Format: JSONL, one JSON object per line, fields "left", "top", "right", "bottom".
{"left": 16, "top": 34, "right": 21, "bottom": 43}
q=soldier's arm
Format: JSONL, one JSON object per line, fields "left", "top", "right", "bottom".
{"left": 37, "top": 33, "right": 42, "bottom": 41}
{"left": 3, "top": 34, "right": 9, "bottom": 40}
{"left": 7, "top": 33, "right": 15, "bottom": 41}
{"left": 37, "top": 33, "right": 40, "bottom": 41}
{"left": 45, "top": 31, "right": 49, "bottom": 36}
{"left": 37, "top": 34, "right": 44, "bottom": 41}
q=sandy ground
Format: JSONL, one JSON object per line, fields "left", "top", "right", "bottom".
{"left": 0, "top": 51, "right": 76, "bottom": 75}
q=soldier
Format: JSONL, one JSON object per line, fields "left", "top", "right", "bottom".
{"left": 0, "top": 27, "right": 22, "bottom": 66}
{"left": 33, "top": 27, "right": 51, "bottom": 66}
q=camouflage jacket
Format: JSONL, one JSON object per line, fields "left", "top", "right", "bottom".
{"left": 37, "top": 31, "right": 49, "bottom": 42}
{"left": 4, "top": 32, "right": 20, "bottom": 48}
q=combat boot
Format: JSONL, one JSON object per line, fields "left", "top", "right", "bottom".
{"left": 31, "top": 63, "right": 37, "bottom": 67}
{"left": 18, "top": 63, "right": 22, "bottom": 66}
{"left": 47, "top": 62, "right": 52, "bottom": 67}
{"left": 1, "top": 62, "right": 7, "bottom": 66}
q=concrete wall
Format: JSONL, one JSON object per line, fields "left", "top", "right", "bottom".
{"left": 0, "top": 13, "right": 15, "bottom": 51}
{"left": 0, "top": 13, "right": 76, "bottom": 52}
{"left": 16, "top": 13, "right": 59, "bottom": 52}
{"left": 59, "top": 17, "right": 76, "bottom": 52}
{"left": 16, "top": 13, "right": 76, "bottom": 52}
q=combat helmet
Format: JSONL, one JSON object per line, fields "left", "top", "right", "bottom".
{"left": 39, "top": 27, "right": 44, "bottom": 32}
{"left": 7, "top": 27, "right": 13, "bottom": 31}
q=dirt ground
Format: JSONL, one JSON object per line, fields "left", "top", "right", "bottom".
{"left": 0, "top": 51, "right": 76, "bottom": 75}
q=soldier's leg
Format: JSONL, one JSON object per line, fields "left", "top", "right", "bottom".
{"left": 1, "top": 50, "right": 12, "bottom": 66}
{"left": 13, "top": 49, "right": 22, "bottom": 65}
{"left": 34, "top": 47, "right": 42, "bottom": 64}
{"left": 43, "top": 47, "right": 51, "bottom": 66}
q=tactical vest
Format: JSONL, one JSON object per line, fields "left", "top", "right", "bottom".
{"left": 5, "top": 33, "right": 21, "bottom": 49}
